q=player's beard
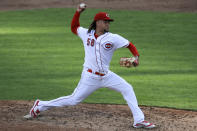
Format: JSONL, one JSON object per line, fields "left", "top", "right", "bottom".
{"left": 104, "top": 25, "right": 109, "bottom": 33}
{"left": 104, "top": 29, "right": 109, "bottom": 33}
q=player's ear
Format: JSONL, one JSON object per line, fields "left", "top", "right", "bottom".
{"left": 96, "top": 20, "right": 99, "bottom": 25}
{"left": 95, "top": 20, "right": 100, "bottom": 27}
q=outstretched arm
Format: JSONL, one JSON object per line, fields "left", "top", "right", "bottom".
{"left": 71, "top": 3, "right": 87, "bottom": 35}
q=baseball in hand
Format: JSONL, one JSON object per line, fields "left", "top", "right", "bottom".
{"left": 79, "top": 3, "right": 86, "bottom": 9}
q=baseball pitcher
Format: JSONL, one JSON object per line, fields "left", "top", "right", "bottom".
{"left": 24, "top": 3, "right": 155, "bottom": 129}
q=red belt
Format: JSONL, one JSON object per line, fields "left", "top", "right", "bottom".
{"left": 87, "top": 69, "right": 105, "bottom": 76}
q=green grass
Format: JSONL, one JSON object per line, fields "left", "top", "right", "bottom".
{"left": 0, "top": 8, "right": 197, "bottom": 110}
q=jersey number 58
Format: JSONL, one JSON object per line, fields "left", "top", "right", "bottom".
{"left": 87, "top": 38, "right": 95, "bottom": 47}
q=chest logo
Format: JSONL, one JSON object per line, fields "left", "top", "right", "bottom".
{"left": 103, "top": 42, "right": 113, "bottom": 51}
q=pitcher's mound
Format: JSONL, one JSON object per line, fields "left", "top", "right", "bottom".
{"left": 0, "top": 100, "right": 196, "bottom": 131}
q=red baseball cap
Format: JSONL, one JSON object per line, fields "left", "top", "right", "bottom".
{"left": 94, "top": 12, "right": 114, "bottom": 21}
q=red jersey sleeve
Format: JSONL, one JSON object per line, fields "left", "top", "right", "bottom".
{"left": 71, "top": 11, "right": 80, "bottom": 35}
{"left": 127, "top": 42, "right": 139, "bottom": 57}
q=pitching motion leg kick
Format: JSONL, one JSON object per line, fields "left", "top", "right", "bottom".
{"left": 26, "top": 69, "right": 144, "bottom": 125}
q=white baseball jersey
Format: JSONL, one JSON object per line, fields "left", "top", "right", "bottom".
{"left": 77, "top": 27, "right": 129, "bottom": 74}
{"left": 36, "top": 26, "right": 145, "bottom": 126}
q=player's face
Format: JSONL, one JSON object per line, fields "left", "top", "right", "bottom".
{"left": 96, "top": 20, "right": 110, "bottom": 32}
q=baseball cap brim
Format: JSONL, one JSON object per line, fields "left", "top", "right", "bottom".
{"left": 105, "top": 19, "right": 114, "bottom": 22}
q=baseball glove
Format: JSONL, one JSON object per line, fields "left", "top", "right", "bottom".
{"left": 120, "top": 57, "right": 139, "bottom": 68}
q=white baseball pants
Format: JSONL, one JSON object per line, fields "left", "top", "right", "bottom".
{"left": 37, "top": 68, "right": 144, "bottom": 125}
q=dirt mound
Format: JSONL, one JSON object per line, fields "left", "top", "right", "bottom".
{"left": 0, "top": 0, "right": 197, "bottom": 12}
{"left": 0, "top": 100, "right": 196, "bottom": 131}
